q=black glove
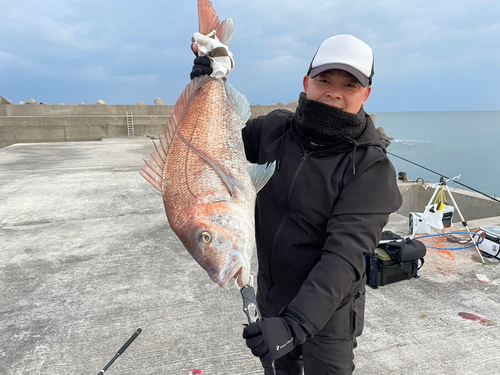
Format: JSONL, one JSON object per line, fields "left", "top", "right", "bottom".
{"left": 242, "top": 314, "right": 307, "bottom": 362}
{"left": 190, "top": 56, "right": 213, "bottom": 80}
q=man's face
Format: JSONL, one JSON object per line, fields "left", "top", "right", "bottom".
{"left": 303, "top": 69, "right": 371, "bottom": 114}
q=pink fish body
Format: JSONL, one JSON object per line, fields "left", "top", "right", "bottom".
{"left": 141, "top": 0, "right": 274, "bottom": 288}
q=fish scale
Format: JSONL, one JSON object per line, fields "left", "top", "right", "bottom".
{"left": 162, "top": 79, "right": 253, "bottom": 228}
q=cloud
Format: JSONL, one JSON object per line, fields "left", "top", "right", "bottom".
{"left": 1, "top": 0, "right": 498, "bottom": 109}
{"left": 255, "top": 54, "right": 304, "bottom": 72}
{"left": 0, "top": 1, "right": 112, "bottom": 50}
{"left": 0, "top": 50, "right": 16, "bottom": 65}
{"left": 225, "top": 0, "right": 497, "bottom": 85}
{"left": 83, "top": 65, "right": 156, "bottom": 85}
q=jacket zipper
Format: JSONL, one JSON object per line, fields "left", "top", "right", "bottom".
{"left": 269, "top": 149, "right": 310, "bottom": 287}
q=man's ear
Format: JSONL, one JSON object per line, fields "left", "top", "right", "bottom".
{"left": 362, "top": 86, "right": 372, "bottom": 106}
{"left": 302, "top": 75, "right": 309, "bottom": 94}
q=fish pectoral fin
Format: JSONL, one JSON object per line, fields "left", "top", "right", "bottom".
{"left": 250, "top": 161, "right": 276, "bottom": 193}
{"left": 225, "top": 84, "right": 251, "bottom": 126}
{"left": 177, "top": 132, "right": 241, "bottom": 197}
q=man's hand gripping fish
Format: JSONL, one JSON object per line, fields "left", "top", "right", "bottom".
{"left": 141, "top": 0, "right": 275, "bottom": 289}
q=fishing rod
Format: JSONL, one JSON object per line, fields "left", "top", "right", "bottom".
{"left": 388, "top": 152, "right": 500, "bottom": 205}
{"left": 238, "top": 276, "right": 276, "bottom": 375}
{"left": 97, "top": 328, "right": 142, "bottom": 374}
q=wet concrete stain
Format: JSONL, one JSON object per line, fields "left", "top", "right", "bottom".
{"left": 458, "top": 312, "right": 497, "bottom": 326}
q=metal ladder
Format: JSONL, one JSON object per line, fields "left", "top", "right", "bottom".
{"left": 126, "top": 112, "right": 134, "bottom": 136}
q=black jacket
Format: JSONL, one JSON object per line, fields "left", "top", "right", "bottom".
{"left": 242, "top": 109, "right": 402, "bottom": 336}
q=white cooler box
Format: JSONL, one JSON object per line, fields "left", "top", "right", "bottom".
{"left": 478, "top": 226, "right": 500, "bottom": 259}
{"left": 409, "top": 205, "right": 454, "bottom": 234}
{"left": 409, "top": 212, "right": 431, "bottom": 234}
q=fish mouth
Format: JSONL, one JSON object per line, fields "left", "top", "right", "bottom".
{"left": 217, "top": 252, "right": 249, "bottom": 288}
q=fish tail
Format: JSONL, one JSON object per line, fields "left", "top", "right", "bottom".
{"left": 197, "top": 0, "right": 234, "bottom": 46}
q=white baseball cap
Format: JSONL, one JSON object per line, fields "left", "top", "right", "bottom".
{"left": 307, "top": 34, "right": 374, "bottom": 87}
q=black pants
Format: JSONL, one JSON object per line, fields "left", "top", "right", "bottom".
{"left": 260, "top": 290, "right": 365, "bottom": 375}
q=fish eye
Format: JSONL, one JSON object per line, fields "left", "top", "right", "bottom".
{"left": 200, "top": 231, "right": 212, "bottom": 244}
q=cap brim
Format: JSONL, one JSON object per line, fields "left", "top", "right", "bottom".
{"left": 309, "top": 63, "right": 370, "bottom": 87}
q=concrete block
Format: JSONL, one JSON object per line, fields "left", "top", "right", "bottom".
{"left": 396, "top": 182, "right": 500, "bottom": 222}
{"left": 15, "top": 125, "right": 66, "bottom": 142}
{"left": 0, "top": 96, "right": 13, "bottom": 104}
{"left": 0, "top": 125, "right": 16, "bottom": 143}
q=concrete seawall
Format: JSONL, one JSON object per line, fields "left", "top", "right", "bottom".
{"left": 0, "top": 102, "right": 378, "bottom": 149}
{"left": 396, "top": 181, "right": 500, "bottom": 225}
{"left": 0, "top": 104, "right": 175, "bottom": 148}
{"left": 0, "top": 102, "right": 297, "bottom": 149}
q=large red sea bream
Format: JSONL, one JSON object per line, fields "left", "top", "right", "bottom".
{"left": 141, "top": 0, "right": 274, "bottom": 288}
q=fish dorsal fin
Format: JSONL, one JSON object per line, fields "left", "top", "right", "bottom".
{"left": 250, "top": 162, "right": 276, "bottom": 193}
{"left": 225, "top": 83, "right": 251, "bottom": 127}
{"left": 140, "top": 75, "right": 211, "bottom": 191}
{"left": 197, "top": 0, "right": 234, "bottom": 46}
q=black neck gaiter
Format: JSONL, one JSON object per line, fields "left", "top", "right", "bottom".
{"left": 293, "top": 92, "right": 367, "bottom": 149}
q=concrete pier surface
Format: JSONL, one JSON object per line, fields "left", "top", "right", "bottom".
{"left": 1, "top": 138, "right": 499, "bottom": 375}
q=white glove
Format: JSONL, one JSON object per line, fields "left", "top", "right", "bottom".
{"left": 192, "top": 30, "right": 234, "bottom": 80}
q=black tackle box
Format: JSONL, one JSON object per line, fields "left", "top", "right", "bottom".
{"left": 365, "top": 253, "right": 420, "bottom": 288}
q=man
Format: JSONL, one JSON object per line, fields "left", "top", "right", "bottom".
{"left": 192, "top": 34, "right": 402, "bottom": 374}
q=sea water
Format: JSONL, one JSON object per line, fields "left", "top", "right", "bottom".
{"left": 375, "top": 111, "right": 500, "bottom": 198}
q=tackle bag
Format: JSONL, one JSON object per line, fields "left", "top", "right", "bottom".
{"left": 366, "top": 231, "right": 426, "bottom": 288}
{"left": 379, "top": 231, "right": 427, "bottom": 264}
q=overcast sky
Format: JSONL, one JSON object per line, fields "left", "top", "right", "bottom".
{"left": 1, "top": 0, "right": 499, "bottom": 111}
